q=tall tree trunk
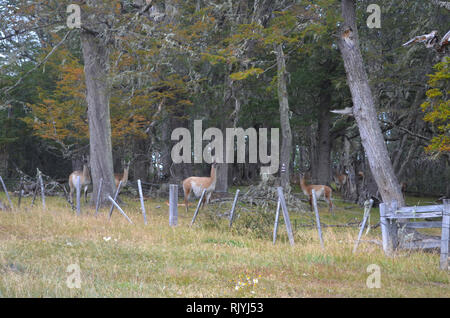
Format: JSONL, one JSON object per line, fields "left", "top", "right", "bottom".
{"left": 338, "top": 0, "right": 404, "bottom": 206}
{"left": 316, "top": 86, "right": 332, "bottom": 185}
{"left": 215, "top": 121, "right": 230, "bottom": 193}
{"left": 308, "top": 124, "right": 318, "bottom": 179}
{"left": 160, "top": 114, "right": 172, "bottom": 181}
{"left": 81, "top": 30, "right": 115, "bottom": 205}
{"left": 276, "top": 44, "right": 292, "bottom": 190}
{"left": 215, "top": 62, "right": 237, "bottom": 193}
{"left": 134, "top": 139, "right": 149, "bottom": 182}
{"left": 0, "top": 145, "right": 8, "bottom": 178}
{"left": 341, "top": 136, "right": 358, "bottom": 202}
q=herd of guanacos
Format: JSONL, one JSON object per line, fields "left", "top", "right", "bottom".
{"left": 68, "top": 159, "right": 407, "bottom": 213}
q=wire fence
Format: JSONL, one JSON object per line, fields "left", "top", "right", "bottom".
{"left": 0, "top": 174, "right": 437, "bottom": 233}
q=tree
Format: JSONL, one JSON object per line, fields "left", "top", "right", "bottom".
{"left": 421, "top": 57, "right": 450, "bottom": 155}
{"left": 338, "top": 0, "right": 404, "bottom": 206}
{"left": 275, "top": 43, "right": 293, "bottom": 190}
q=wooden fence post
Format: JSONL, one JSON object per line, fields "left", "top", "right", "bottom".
{"left": 277, "top": 187, "right": 294, "bottom": 246}
{"left": 76, "top": 176, "right": 81, "bottom": 216}
{"left": 273, "top": 198, "right": 281, "bottom": 244}
{"left": 18, "top": 189, "right": 24, "bottom": 209}
{"left": 109, "top": 181, "right": 122, "bottom": 219}
{"left": 38, "top": 169, "right": 45, "bottom": 209}
{"left": 191, "top": 189, "right": 206, "bottom": 226}
{"left": 18, "top": 177, "right": 24, "bottom": 209}
{"left": 107, "top": 196, "right": 133, "bottom": 224}
{"left": 229, "top": 189, "right": 240, "bottom": 228}
{"left": 95, "top": 178, "right": 103, "bottom": 216}
{"left": 0, "top": 176, "right": 13, "bottom": 209}
{"left": 440, "top": 199, "right": 449, "bottom": 270}
{"left": 390, "top": 200, "right": 399, "bottom": 250}
{"left": 353, "top": 199, "right": 374, "bottom": 253}
{"left": 138, "top": 180, "right": 147, "bottom": 225}
{"left": 169, "top": 184, "right": 178, "bottom": 226}
{"left": 311, "top": 189, "right": 324, "bottom": 249}
{"left": 31, "top": 181, "right": 38, "bottom": 207}
{"left": 379, "top": 202, "right": 394, "bottom": 256}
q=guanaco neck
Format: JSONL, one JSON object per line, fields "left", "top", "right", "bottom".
{"left": 210, "top": 165, "right": 217, "bottom": 183}
{"left": 299, "top": 175, "right": 309, "bottom": 193}
{"left": 122, "top": 165, "right": 129, "bottom": 182}
{"left": 83, "top": 164, "right": 91, "bottom": 183}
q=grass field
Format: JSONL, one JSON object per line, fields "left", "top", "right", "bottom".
{"left": 0, "top": 189, "right": 448, "bottom": 298}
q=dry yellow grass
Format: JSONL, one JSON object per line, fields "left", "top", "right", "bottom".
{"left": 0, "top": 193, "right": 448, "bottom": 298}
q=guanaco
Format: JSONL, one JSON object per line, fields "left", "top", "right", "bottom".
{"left": 299, "top": 173, "right": 333, "bottom": 213}
{"left": 333, "top": 171, "right": 348, "bottom": 191}
{"left": 182, "top": 161, "right": 217, "bottom": 213}
{"left": 68, "top": 159, "right": 91, "bottom": 204}
{"left": 114, "top": 160, "right": 130, "bottom": 189}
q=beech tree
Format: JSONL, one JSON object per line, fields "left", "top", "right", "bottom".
{"left": 0, "top": 0, "right": 447, "bottom": 202}
{"left": 338, "top": 0, "right": 405, "bottom": 206}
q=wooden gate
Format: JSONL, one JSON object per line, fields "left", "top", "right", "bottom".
{"left": 379, "top": 199, "right": 449, "bottom": 270}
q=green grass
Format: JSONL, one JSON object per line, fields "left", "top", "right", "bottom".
{"left": 0, "top": 191, "right": 448, "bottom": 298}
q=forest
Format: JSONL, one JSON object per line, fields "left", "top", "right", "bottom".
{"left": 0, "top": 0, "right": 449, "bottom": 205}
{"left": 0, "top": 0, "right": 449, "bottom": 299}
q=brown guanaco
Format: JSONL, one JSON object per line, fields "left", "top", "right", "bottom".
{"left": 68, "top": 157, "right": 91, "bottom": 203}
{"left": 182, "top": 161, "right": 217, "bottom": 213}
{"left": 299, "top": 172, "right": 333, "bottom": 213}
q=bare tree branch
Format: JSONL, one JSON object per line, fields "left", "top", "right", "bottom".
{"left": 1, "top": 30, "right": 73, "bottom": 97}
{"left": 430, "top": 0, "right": 450, "bottom": 10}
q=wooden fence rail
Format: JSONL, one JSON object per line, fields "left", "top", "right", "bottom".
{"left": 379, "top": 199, "right": 449, "bottom": 270}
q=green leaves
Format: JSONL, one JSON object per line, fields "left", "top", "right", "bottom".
{"left": 421, "top": 57, "right": 450, "bottom": 154}
{"left": 230, "top": 68, "right": 264, "bottom": 81}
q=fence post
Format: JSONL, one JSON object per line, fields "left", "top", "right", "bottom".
{"left": 31, "top": 181, "right": 38, "bottom": 207}
{"left": 440, "top": 199, "right": 449, "bottom": 270}
{"left": 76, "top": 176, "right": 81, "bottom": 216}
{"left": 0, "top": 176, "right": 13, "bottom": 210}
{"left": 107, "top": 196, "right": 133, "bottom": 224}
{"left": 38, "top": 169, "right": 45, "bottom": 209}
{"left": 312, "top": 189, "right": 324, "bottom": 249}
{"left": 353, "top": 199, "right": 374, "bottom": 253}
{"left": 379, "top": 202, "right": 394, "bottom": 256}
{"left": 273, "top": 198, "right": 281, "bottom": 245}
{"left": 138, "top": 180, "right": 147, "bottom": 225}
{"left": 277, "top": 187, "right": 294, "bottom": 246}
{"left": 18, "top": 177, "right": 24, "bottom": 209}
{"left": 18, "top": 189, "right": 24, "bottom": 209}
{"left": 169, "top": 184, "right": 178, "bottom": 226}
{"left": 109, "top": 181, "right": 122, "bottom": 219}
{"left": 229, "top": 189, "right": 240, "bottom": 228}
{"left": 390, "top": 200, "right": 399, "bottom": 250}
{"left": 95, "top": 178, "right": 103, "bottom": 216}
{"left": 191, "top": 189, "right": 206, "bottom": 226}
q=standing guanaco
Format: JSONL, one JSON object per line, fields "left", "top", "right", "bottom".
{"left": 114, "top": 160, "right": 130, "bottom": 189}
{"left": 68, "top": 157, "right": 91, "bottom": 203}
{"left": 333, "top": 171, "right": 348, "bottom": 191}
{"left": 299, "top": 172, "right": 333, "bottom": 213}
{"left": 182, "top": 161, "right": 217, "bottom": 213}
